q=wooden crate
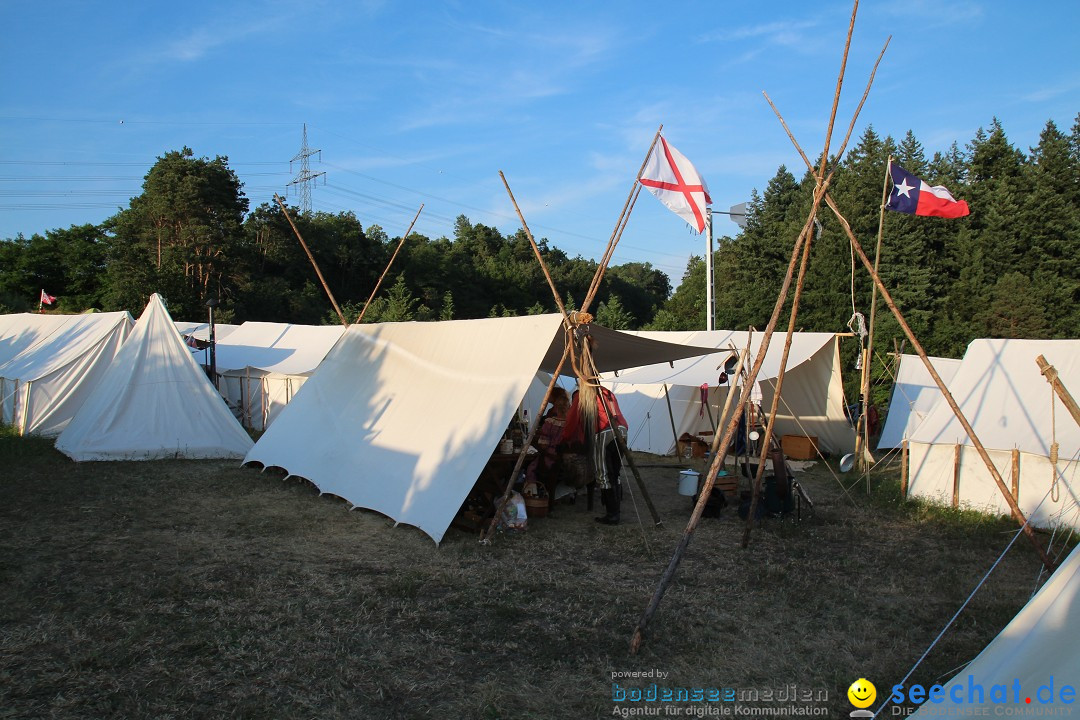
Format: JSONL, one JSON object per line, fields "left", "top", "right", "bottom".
{"left": 781, "top": 434, "right": 819, "bottom": 460}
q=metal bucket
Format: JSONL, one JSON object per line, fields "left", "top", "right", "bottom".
{"left": 678, "top": 470, "right": 700, "bottom": 496}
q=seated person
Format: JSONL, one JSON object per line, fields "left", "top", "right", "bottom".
{"left": 524, "top": 387, "right": 571, "bottom": 507}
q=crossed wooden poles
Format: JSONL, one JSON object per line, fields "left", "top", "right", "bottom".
{"left": 481, "top": 133, "right": 667, "bottom": 544}
{"left": 627, "top": 0, "right": 1054, "bottom": 654}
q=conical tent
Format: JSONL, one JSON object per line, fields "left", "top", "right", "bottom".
{"left": 910, "top": 542, "right": 1080, "bottom": 716}
{"left": 56, "top": 294, "right": 253, "bottom": 461}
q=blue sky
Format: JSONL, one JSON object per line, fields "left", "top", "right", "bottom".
{"left": 2, "top": 1, "right": 1077, "bottom": 281}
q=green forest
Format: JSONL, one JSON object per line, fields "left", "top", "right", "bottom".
{"left": 2, "top": 114, "right": 1078, "bottom": 391}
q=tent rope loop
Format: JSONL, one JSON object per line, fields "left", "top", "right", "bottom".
{"left": 847, "top": 311, "right": 867, "bottom": 339}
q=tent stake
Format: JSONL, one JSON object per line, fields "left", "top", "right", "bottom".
{"left": 900, "top": 439, "right": 909, "bottom": 498}
{"left": 952, "top": 443, "right": 962, "bottom": 509}
{"left": 1011, "top": 449, "right": 1020, "bottom": 502}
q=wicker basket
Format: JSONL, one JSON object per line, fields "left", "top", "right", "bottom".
{"left": 524, "top": 495, "right": 549, "bottom": 518}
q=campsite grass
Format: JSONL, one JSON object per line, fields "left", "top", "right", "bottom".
{"left": 1, "top": 436, "right": 1073, "bottom": 719}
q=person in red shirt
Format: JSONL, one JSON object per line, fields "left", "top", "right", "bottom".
{"left": 561, "top": 381, "right": 629, "bottom": 524}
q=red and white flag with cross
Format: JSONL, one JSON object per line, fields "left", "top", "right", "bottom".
{"left": 639, "top": 135, "right": 712, "bottom": 233}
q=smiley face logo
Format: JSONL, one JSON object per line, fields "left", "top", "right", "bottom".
{"left": 847, "top": 678, "right": 876, "bottom": 709}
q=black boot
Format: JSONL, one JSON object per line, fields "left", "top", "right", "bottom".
{"left": 595, "top": 486, "right": 620, "bottom": 524}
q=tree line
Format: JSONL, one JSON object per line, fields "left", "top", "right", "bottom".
{"left": 2, "top": 114, "right": 1077, "bottom": 403}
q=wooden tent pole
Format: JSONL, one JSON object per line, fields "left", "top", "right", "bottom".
{"left": 832, "top": 194, "right": 1054, "bottom": 572}
{"left": 663, "top": 384, "right": 682, "bottom": 459}
{"left": 584, "top": 184, "right": 644, "bottom": 313}
{"left": 630, "top": 2, "right": 887, "bottom": 653}
{"left": 499, "top": 173, "right": 570, "bottom": 324}
{"left": 481, "top": 344, "right": 572, "bottom": 544}
{"left": 582, "top": 127, "right": 663, "bottom": 313}
{"left": 1037, "top": 355, "right": 1080, "bottom": 429}
{"left": 631, "top": 195, "right": 823, "bottom": 654}
{"left": 768, "top": 95, "right": 1056, "bottom": 574}
{"left": 356, "top": 204, "right": 424, "bottom": 324}
{"left": 274, "top": 194, "right": 349, "bottom": 327}
{"left": 741, "top": 208, "right": 815, "bottom": 547}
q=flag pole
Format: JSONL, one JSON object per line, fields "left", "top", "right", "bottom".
{"left": 356, "top": 204, "right": 424, "bottom": 324}
{"left": 855, "top": 156, "right": 894, "bottom": 478}
{"left": 705, "top": 209, "right": 714, "bottom": 331}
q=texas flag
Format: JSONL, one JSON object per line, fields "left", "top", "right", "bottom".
{"left": 886, "top": 162, "right": 970, "bottom": 219}
{"left": 639, "top": 135, "right": 712, "bottom": 233}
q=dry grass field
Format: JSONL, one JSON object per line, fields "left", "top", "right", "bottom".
{"left": 1, "top": 429, "right": 1070, "bottom": 719}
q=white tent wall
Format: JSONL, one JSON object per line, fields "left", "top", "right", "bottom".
{"left": 0, "top": 313, "right": 72, "bottom": 364}
{"left": 906, "top": 339, "right": 1080, "bottom": 531}
{"left": 907, "top": 443, "right": 1080, "bottom": 530}
{"left": 0, "top": 312, "right": 134, "bottom": 436}
{"left": 877, "top": 354, "right": 962, "bottom": 450}
{"left": 909, "top": 542, "right": 1080, "bottom": 717}
{"left": 55, "top": 294, "right": 253, "bottom": 461}
{"left": 213, "top": 322, "right": 346, "bottom": 430}
{"left": 608, "top": 331, "right": 855, "bottom": 457}
{"left": 219, "top": 371, "right": 308, "bottom": 431}
{"left": 244, "top": 315, "right": 719, "bottom": 544}
{"left": 245, "top": 315, "right": 570, "bottom": 544}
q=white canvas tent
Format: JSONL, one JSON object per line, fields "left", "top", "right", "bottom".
{"left": 0, "top": 311, "right": 134, "bottom": 436}
{"left": 877, "top": 354, "right": 962, "bottom": 450}
{"left": 244, "top": 315, "right": 718, "bottom": 543}
{"left": 174, "top": 321, "right": 240, "bottom": 344}
{"left": 213, "top": 321, "right": 347, "bottom": 430}
{"left": 910, "top": 542, "right": 1080, "bottom": 717}
{"left": 56, "top": 294, "right": 254, "bottom": 461}
{"left": 906, "top": 339, "right": 1080, "bottom": 531}
{"left": 600, "top": 330, "right": 855, "bottom": 457}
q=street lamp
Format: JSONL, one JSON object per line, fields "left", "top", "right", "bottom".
{"left": 704, "top": 203, "right": 748, "bottom": 331}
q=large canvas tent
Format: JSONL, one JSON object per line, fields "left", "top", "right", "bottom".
{"left": 56, "top": 294, "right": 253, "bottom": 461}
{"left": 910, "top": 542, "right": 1080, "bottom": 717}
{"left": 906, "top": 339, "right": 1080, "bottom": 531}
{"left": 244, "top": 315, "right": 718, "bottom": 543}
{"left": 600, "top": 330, "right": 855, "bottom": 457}
{"left": 0, "top": 311, "right": 133, "bottom": 436}
{"left": 877, "top": 354, "right": 962, "bottom": 451}
{"left": 213, "top": 321, "right": 347, "bottom": 430}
